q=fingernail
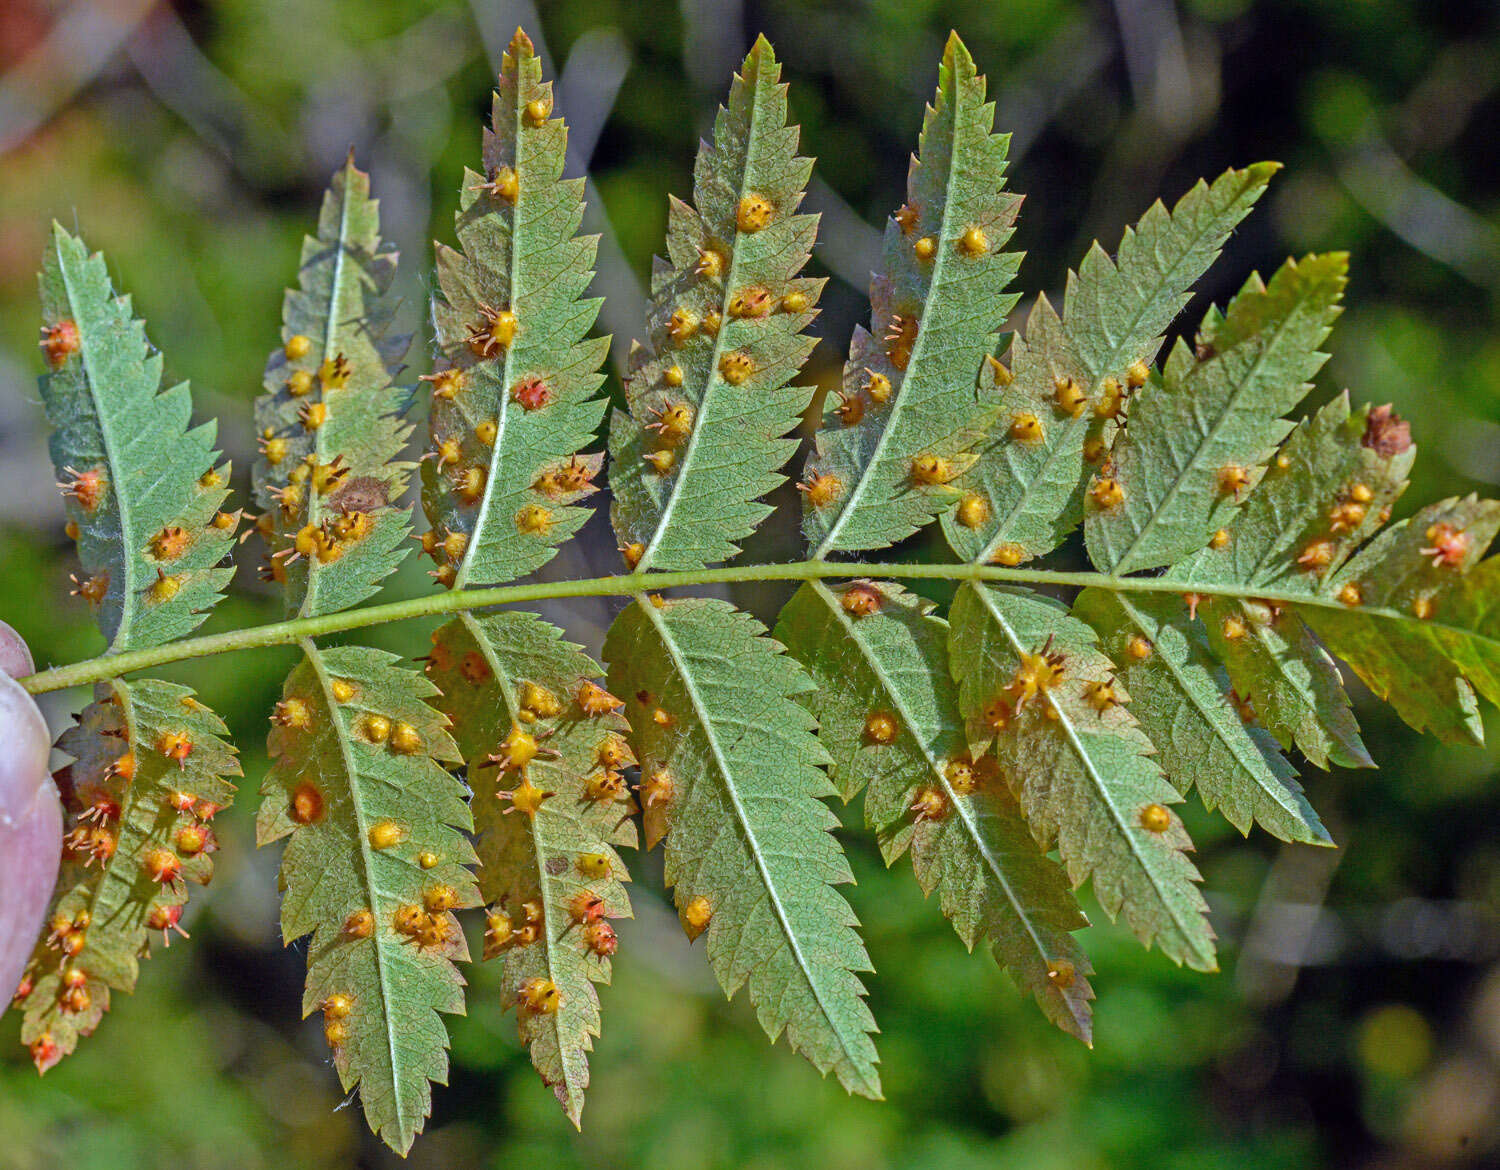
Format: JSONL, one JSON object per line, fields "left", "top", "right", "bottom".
{"left": 0, "top": 672, "right": 63, "bottom": 1004}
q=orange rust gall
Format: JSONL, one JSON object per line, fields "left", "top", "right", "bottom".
{"left": 519, "top": 977, "right": 562, "bottom": 1016}
{"left": 1423, "top": 522, "right": 1471, "bottom": 569}
{"left": 894, "top": 203, "right": 919, "bottom": 233}
{"left": 175, "top": 823, "right": 210, "bottom": 856}
{"left": 1139, "top": 803, "right": 1172, "bottom": 833}
{"left": 569, "top": 890, "right": 607, "bottom": 925}
{"left": 1338, "top": 582, "right": 1362, "bottom": 607}
{"left": 1413, "top": 595, "right": 1436, "bottom": 620}
{"left": 578, "top": 680, "right": 624, "bottom": 715}
{"left": 362, "top": 714, "right": 392, "bottom": 744}
{"left": 59, "top": 465, "right": 107, "bottom": 512}
{"left": 298, "top": 402, "right": 327, "bottom": 431}
{"left": 284, "top": 334, "right": 312, "bottom": 361}
{"left": 144, "top": 848, "right": 182, "bottom": 885}
{"left": 1125, "top": 361, "right": 1150, "bottom": 388}
{"left": 1221, "top": 614, "right": 1247, "bottom": 641}
{"left": 956, "top": 493, "right": 990, "bottom": 529}
{"left": 1127, "top": 635, "right": 1153, "bottom": 660}
{"left": 959, "top": 225, "right": 989, "bottom": 256}
{"left": 911, "top": 453, "right": 956, "bottom": 485}
{"left": 71, "top": 572, "right": 109, "bottom": 606}
{"left": 1095, "top": 377, "right": 1126, "bottom": 419}
{"left": 841, "top": 582, "right": 882, "bottom": 617}
{"left": 319, "top": 354, "right": 352, "bottom": 389}
{"left": 728, "top": 286, "right": 774, "bottom": 318}
{"left": 519, "top": 682, "right": 560, "bottom": 721}
{"left": 782, "top": 290, "right": 809, "bottom": 313}
{"left": 1297, "top": 538, "right": 1335, "bottom": 571}
{"left": 648, "top": 401, "right": 694, "bottom": 444}
{"left": 1329, "top": 500, "right": 1366, "bottom": 532}
{"left": 577, "top": 852, "right": 612, "bottom": 880}
{"left": 151, "top": 526, "right": 191, "bottom": 561}
{"left": 736, "top": 194, "right": 773, "bottom": 232}
{"left": 695, "top": 248, "right": 725, "bottom": 279}
{"left": 864, "top": 371, "right": 893, "bottom": 404}
{"left": 1090, "top": 477, "right": 1124, "bottom": 511}
{"left": 910, "top": 785, "right": 949, "bottom": 822}
{"left": 596, "top": 735, "right": 630, "bottom": 770}
{"left": 667, "top": 307, "right": 697, "bottom": 343}
{"left": 274, "top": 696, "right": 312, "bottom": 730}
{"left": 478, "top": 165, "right": 518, "bottom": 202}
{"left": 286, "top": 370, "right": 314, "bottom": 397}
{"left": 389, "top": 723, "right": 422, "bottom": 755}
{"left": 291, "top": 781, "right": 324, "bottom": 824}
{"left": 1217, "top": 464, "right": 1250, "bottom": 496}
{"left": 148, "top": 571, "right": 182, "bottom": 605}
{"left": 1085, "top": 680, "right": 1117, "bottom": 712}
{"left": 798, "top": 472, "right": 842, "bottom": 508}
{"left": 65, "top": 520, "right": 79, "bottom": 541}
{"left": 468, "top": 304, "right": 518, "bottom": 358}
{"left": 885, "top": 315, "right": 917, "bottom": 370}
{"left": 458, "top": 651, "right": 490, "bottom": 684}
{"left": 1210, "top": 528, "right": 1231, "bottom": 550}
{"left": 621, "top": 542, "right": 644, "bottom": 570}
{"left": 457, "top": 466, "right": 487, "bottom": 505}
{"left": 40, "top": 320, "right": 81, "bottom": 369}
{"left": 368, "top": 820, "right": 403, "bottom": 850}
{"left": 1010, "top": 413, "right": 1043, "bottom": 443}
{"left": 1054, "top": 377, "right": 1087, "bottom": 417}
{"left": 424, "top": 885, "right": 459, "bottom": 914}
{"left": 1083, "top": 436, "right": 1106, "bottom": 463}
{"left": 681, "top": 895, "right": 712, "bottom": 942}
{"left": 663, "top": 364, "right": 685, "bottom": 388}
{"left": 864, "top": 710, "right": 899, "bottom": 744}
{"left": 583, "top": 920, "right": 618, "bottom": 958}
{"left": 157, "top": 732, "right": 192, "bottom": 765}
{"left": 944, "top": 756, "right": 979, "bottom": 795}
{"left": 719, "top": 351, "right": 755, "bottom": 385}
{"left": 637, "top": 767, "right": 673, "bottom": 809}
{"left": 525, "top": 95, "right": 551, "bottom": 124}
{"left": 511, "top": 376, "right": 551, "bottom": 411}
{"left": 1046, "top": 960, "right": 1076, "bottom": 990}
{"left": 515, "top": 504, "right": 552, "bottom": 535}
{"left": 420, "top": 367, "right": 464, "bottom": 400}
{"left": 992, "top": 543, "right": 1026, "bottom": 567}
{"left": 323, "top": 993, "right": 353, "bottom": 1020}
{"left": 914, "top": 236, "right": 937, "bottom": 261}
{"left": 343, "top": 909, "right": 374, "bottom": 938}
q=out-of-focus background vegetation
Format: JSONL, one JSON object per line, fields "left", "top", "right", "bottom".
{"left": 3, "top": 0, "right": 1500, "bottom": 1166}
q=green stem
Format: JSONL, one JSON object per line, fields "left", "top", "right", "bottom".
{"left": 18, "top": 560, "right": 1372, "bottom": 695}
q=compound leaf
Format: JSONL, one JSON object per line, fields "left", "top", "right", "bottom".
{"left": 425, "top": 610, "right": 634, "bottom": 1126}
{"left": 423, "top": 29, "right": 609, "bottom": 588}
{"left": 39, "top": 226, "right": 236, "bottom": 651}
{"left": 776, "top": 580, "right": 1093, "bottom": 1040}
{"left": 1074, "top": 589, "right": 1327, "bottom": 843}
{"left": 610, "top": 36, "right": 822, "bottom": 572}
{"left": 604, "top": 596, "right": 881, "bottom": 1096}
{"left": 257, "top": 643, "right": 477, "bottom": 1155}
{"left": 1087, "top": 254, "right": 1347, "bottom": 575}
{"left": 943, "top": 164, "right": 1276, "bottom": 566}
{"left": 16, "top": 680, "right": 237, "bottom": 1070}
{"left": 949, "top": 584, "right": 1216, "bottom": 971}
{"left": 252, "top": 156, "right": 413, "bottom": 618}
{"left": 803, "top": 34, "right": 1022, "bottom": 557}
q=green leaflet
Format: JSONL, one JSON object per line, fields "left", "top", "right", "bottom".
{"left": 1169, "top": 393, "right": 1414, "bottom": 590}
{"left": 17, "top": 679, "right": 238, "bottom": 1070}
{"left": 948, "top": 584, "right": 1216, "bottom": 971}
{"left": 425, "top": 611, "right": 635, "bottom": 1127}
{"left": 423, "top": 30, "right": 609, "bottom": 588}
{"left": 610, "top": 36, "right": 822, "bottom": 572}
{"left": 39, "top": 226, "right": 236, "bottom": 651}
{"left": 942, "top": 163, "right": 1277, "bottom": 566}
{"left": 1086, "top": 254, "right": 1348, "bottom": 575}
{"left": 1303, "top": 496, "right": 1500, "bottom": 744}
{"left": 252, "top": 157, "right": 413, "bottom": 619}
{"left": 1074, "top": 589, "right": 1328, "bottom": 844}
{"left": 257, "top": 643, "right": 477, "bottom": 1155}
{"left": 604, "top": 597, "right": 881, "bottom": 1096}
{"left": 803, "top": 34, "right": 1021, "bottom": 557}
{"left": 775, "top": 581, "right": 1094, "bottom": 1041}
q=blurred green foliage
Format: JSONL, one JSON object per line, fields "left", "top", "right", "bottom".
{"left": 4, "top": 0, "right": 1500, "bottom": 1166}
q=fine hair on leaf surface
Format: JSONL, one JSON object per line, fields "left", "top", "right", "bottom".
{"left": 15, "top": 25, "right": 1500, "bottom": 1154}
